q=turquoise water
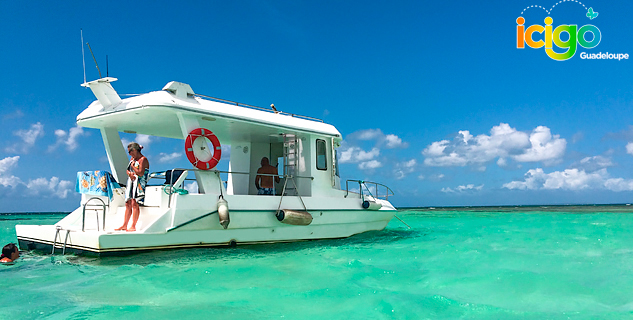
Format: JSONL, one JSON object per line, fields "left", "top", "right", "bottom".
{"left": 2, "top": 206, "right": 633, "bottom": 319}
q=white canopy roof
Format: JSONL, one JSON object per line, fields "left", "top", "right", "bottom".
{"left": 77, "top": 80, "right": 342, "bottom": 144}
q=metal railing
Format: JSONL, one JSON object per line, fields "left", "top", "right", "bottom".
{"left": 53, "top": 196, "right": 106, "bottom": 255}
{"left": 149, "top": 169, "right": 314, "bottom": 185}
{"left": 215, "top": 170, "right": 314, "bottom": 181}
{"left": 194, "top": 93, "right": 324, "bottom": 123}
{"left": 82, "top": 197, "right": 107, "bottom": 231}
{"left": 148, "top": 168, "right": 315, "bottom": 206}
{"left": 345, "top": 180, "right": 394, "bottom": 200}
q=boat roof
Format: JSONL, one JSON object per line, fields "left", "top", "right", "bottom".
{"left": 77, "top": 79, "right": 342, "bottom": 144}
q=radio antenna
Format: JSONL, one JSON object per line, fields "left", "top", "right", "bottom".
{"left": 86, "top": 42, "right": 102, "bottom": 79}
{"left": 81, "top": 29, "right": 86, "bottom": 84}
{"left": 106, "top": 55, "right": 109, "bottom": 77}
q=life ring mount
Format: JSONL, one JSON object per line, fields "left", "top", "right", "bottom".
{"left": 184, "top": 128, "right": 221, "bottom": 170}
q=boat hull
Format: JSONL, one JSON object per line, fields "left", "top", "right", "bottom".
{"left": 16, "top": 208, "right": 395, "bottom": 256}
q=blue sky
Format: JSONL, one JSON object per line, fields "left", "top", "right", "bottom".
{"left": 1, "top": 0, "right": 633, "bottom": 212}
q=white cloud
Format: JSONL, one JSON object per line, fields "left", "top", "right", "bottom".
{"left": 503, "top": 168, "right": 633, "bottom": 191}
{"left": 345, "top": 129, "right": 408, "bottom": 149}
{"left": 184, "top": 181, "right": 199, "bottom": 194}
{"left": 442, "top": 184, "right": 484, "bottom": 193}
{"left": 423, "top": 123, "right": 566, "bottom": 167}
{"left": 48, "top": 126, "right": 86, "bottom": 152}
{"left": 402, "top": 159, "right": 417, "bottom": 168}
{"left": 384, "top": 134, "right": 407, "bottom": 149}
{"left": 26, "top": 177, "right": 73, "bottom": 199}
{"left": 418, "top": 174, "right": 425, "bottom": 180}
{"left": 512, "top": 126, "right": 566, "bottom": 164}
{"left": 626, "top": 142, "right": 633, "bottom": 155}
{"left": 158, "top": 152, "right": 182, "bottom": 163}
{"left": 355, "top": 129, "right": 383, "bottom": 140}
{"left": 358, "top": 160, "right": 382, "bottom": 170}
{"left": 429, "top": 173, "right": 445, "bottom": 181}
{"left": 356, "top": 148, "right": 380, "bottom": 162}
{"left": 0, "top": 156, "right": 22, "bottom": 187}
{"left": 0, "top": 156, "right": 73, "bottom": 198}
{"left": 339, "top": 147, "right": 380, "bottom": 163}
{"left": 5, "top": 122, "right": 45, "bottom": 153}
{"left": 338, "top": 129, "right": 408, "bottom": 172}
{"left": 424, "top": 140, "right": 450, "bottom": 157}
{"left": 424, "top": 151, "right": 469, "bottom": 167}
{"left": 458, "top": 184, "right": 484, "bottom": 191}
{"left": 136, "top": 134, "right": 152, "bottom": 147}
{"left": 571, "top": 155, "right": 614, "bottom": 172}
{"left": 540, "top": 169, "right": 604, "bottom": 190}
{"left": 604, "top": 178, "right": 633, "bottom": 192}
{"left": 394, "top": 159, "right": 417, "bottom": 179}
{"left": 121, "top": 134, "right": 152, "bottom": 151}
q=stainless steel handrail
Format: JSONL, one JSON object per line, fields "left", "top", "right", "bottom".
{"left": 147, "top": 168, "right": 315, "bottom": 206}
{"left": 149, "top": 168, "right": 314, "bottom": 183}
{"left": 215, "top": 170, "right": 314, "bottom": 181}
{"left": 345, "top": 180, "right": 394, "bottom": 200}
{"left": 82, "top": 197, "right": 107, "bottom": 231}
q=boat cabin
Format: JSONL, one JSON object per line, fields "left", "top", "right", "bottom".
{"left": 77, "top": 78, "right": 344, "bottom": 202}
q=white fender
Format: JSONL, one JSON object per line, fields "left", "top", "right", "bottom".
{"left": 362, "top": 199, "right": 382, "bottom": 210}
{"left": 218, "top": 197, "right": 230, "bottom": 229}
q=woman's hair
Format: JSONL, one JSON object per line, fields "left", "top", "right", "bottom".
{"left": 127, "top": 142, "right": 143, "bottom": 152}
{"left": 1, "top": 243, "right": 17, "bottom": 259}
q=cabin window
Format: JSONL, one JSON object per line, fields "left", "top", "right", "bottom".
{"left": 316, "top": 139, "right": 327, "bottom": 170}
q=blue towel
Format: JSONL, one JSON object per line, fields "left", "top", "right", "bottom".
{"left": 76, "top": 171, "right": 120, "bottom": 200}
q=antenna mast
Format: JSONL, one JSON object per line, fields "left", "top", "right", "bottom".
{"left": 86, "top": 42, "right": 102, "bottom": 79}
{"left": 81, "top": 29, "right": 86, "bottom": 84}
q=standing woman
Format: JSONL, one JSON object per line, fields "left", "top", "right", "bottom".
{"left": 116, "top": 142, "right": 149, "bottom": 232}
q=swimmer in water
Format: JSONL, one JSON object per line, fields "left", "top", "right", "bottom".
{"left": 0, "top": 243, "right": 19, "bottom": 263}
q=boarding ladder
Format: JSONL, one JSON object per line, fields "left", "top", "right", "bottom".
{"left": 282, "top": 134, "right": 298, "bottom": 196}
{"left": 276, "top": 134, "right": 308, "bottom": 215}
{"left": 51, "top": 197, "right": 107, "bottom": 255}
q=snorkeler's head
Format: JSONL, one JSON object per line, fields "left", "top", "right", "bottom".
{"left": 1, "top": 243, "right": 19, "bottom": 261}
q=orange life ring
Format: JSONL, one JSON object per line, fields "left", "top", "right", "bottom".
{"left": 184, "top": 128, "right": 222, "bottom": 170}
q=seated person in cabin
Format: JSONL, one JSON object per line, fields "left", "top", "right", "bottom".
{"left": 116, "top": 142, "right": 150, "bottom": 232}
{"left": 0, "top": 243, "right": 19, "bottom": 263}
{"left": 255, "top": 157, "right": 280, "bottom": 195}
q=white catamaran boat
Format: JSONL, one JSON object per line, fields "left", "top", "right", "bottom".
{"left": 16, "top": 78, "right": 396, "bottom": 256}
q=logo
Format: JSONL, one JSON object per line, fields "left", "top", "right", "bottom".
{"left": 516, "top": 4, "right": 601, "bottom": 61}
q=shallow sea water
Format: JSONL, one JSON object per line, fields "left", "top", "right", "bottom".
{"left": 2, "top": 206, "right": 633, "bottom": 319}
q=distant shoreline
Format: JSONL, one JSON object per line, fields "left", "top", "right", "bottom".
{"left": 0, "top": 212, "right": 69, "bottom": 215}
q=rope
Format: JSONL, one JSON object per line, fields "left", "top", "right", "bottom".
{"left": 216, "top": 171, "right": 224, "bottom": 199}
{"left": 163, "top": 185, "right": 189, "bottom": 195}
{"left": 394, "top": 215, "right": 411, "bottom": 229}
